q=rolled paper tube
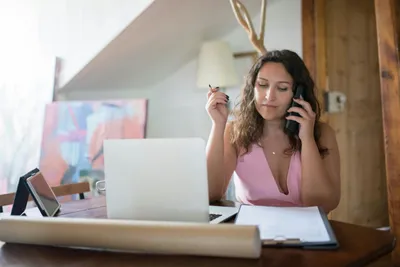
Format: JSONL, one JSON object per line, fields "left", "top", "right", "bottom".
{"left": 0, "top": 216, "right": 262, "bottom": 259}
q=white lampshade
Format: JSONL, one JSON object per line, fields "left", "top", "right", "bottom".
{"left": 196, "top": 40, "right": 239, "bottom": 89}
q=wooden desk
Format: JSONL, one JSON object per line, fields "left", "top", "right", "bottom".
{"left": 0, "top": 197, "right": 395, "bottom": 267}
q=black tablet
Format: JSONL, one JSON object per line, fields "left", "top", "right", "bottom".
{"left": 24, "top": 168, "right": 61, "bottom": 217}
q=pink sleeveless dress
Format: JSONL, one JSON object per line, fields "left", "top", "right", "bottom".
{"left": 234, "top": 143, "right": 303, "bottom": 207}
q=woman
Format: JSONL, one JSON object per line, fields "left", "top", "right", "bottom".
{"left": 205, "top": 49, "right": 340, "bottom": 213}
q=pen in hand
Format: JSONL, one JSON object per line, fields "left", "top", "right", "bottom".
{"left": 209, "top": 84, "right": 229, "bottom": 102}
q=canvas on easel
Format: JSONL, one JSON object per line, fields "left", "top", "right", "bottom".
{"left": 38, "top": 99, "right": 148, "bottom": 197}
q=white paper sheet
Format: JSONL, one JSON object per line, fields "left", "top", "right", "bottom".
{"left": 235, "top": 205, "right": 331, "bottom": 243}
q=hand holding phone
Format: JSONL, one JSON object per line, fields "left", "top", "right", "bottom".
{"left": 285, "top": 85, "right": 305, "bottom": 134}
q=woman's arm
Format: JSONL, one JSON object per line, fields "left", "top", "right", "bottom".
{"left": 300, "top": 123, "right": 341, "bottom": 213}
{"left": 206, "top": 122, "right": 237, "bottom": 202}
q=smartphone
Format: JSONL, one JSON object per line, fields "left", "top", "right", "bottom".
{"left": 25, "top": 169, "right": 61, "bottom": 217}
{"left": 285, "top": 84, "right": 305, "bottom": 135}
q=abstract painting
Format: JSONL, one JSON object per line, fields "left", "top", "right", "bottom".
{"left": 39, "top": 99, "right": 148, "bottom": 195}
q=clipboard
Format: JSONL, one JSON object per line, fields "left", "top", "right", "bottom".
{"left": 234, "top": 205, "right": 339, "bottom": 250}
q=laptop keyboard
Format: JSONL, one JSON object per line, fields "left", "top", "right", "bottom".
{"left": 209, "top": 213, "right": 222, "bottom": 221}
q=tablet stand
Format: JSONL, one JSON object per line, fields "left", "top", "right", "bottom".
{"left": 10, "top": 175, "right": 32, "bottom": 216}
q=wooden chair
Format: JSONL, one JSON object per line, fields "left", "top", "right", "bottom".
{"left": 0, "top": 181, "right": 91, "bottom": 213}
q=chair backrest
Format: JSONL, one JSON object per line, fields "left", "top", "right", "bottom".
{"left": 0, "top": 182, "right": 91, "bottom": 213}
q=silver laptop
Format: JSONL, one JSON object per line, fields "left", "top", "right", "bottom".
{"left": 102, "top": 138, "right": 239, "bottom": 224}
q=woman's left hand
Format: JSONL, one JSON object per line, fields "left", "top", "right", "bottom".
{"left": 286, "top": 98, "right": 316, "bottom": 141}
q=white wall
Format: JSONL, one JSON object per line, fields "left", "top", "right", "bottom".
{"left": 225, "top": 0, "right": 302, "bottom": 56}
{"left": 32, "top": 0, "right": 154, "bottom": 88}
{"left": 64, "top": 0, "right": 302, "bottom": 141}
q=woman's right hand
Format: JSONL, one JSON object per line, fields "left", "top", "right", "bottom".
{"left": 205, "top": 87, "right": 230, "bottom": 125}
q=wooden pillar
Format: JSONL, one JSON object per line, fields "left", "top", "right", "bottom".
{"left": 374, "top": 0, "right": 400, "bottom": 264}
{"left": 302, "top": 0, "right": 316, "bottom": 81}
{"left": 302, "top": 0, "right": 327, "bottom": 121}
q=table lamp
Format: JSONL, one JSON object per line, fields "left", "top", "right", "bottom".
{"left": 196, "top": 40, "right": 239, "bottom": 92}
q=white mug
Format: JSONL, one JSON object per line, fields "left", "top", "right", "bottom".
{"left": 95, "top": 180, "right": 106, "bottom": 194}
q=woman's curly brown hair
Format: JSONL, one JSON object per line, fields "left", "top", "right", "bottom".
{"left": 230, "top": 49, "right": 328, "bottom": 157}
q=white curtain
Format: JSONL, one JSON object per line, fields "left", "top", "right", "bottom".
{"left": 0, "top": 1, "right": 56, "bottom": 194}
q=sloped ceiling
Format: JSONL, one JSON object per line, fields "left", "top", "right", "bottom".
{"left": 59, "top": 0, "right": 263, "bottom": 92}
